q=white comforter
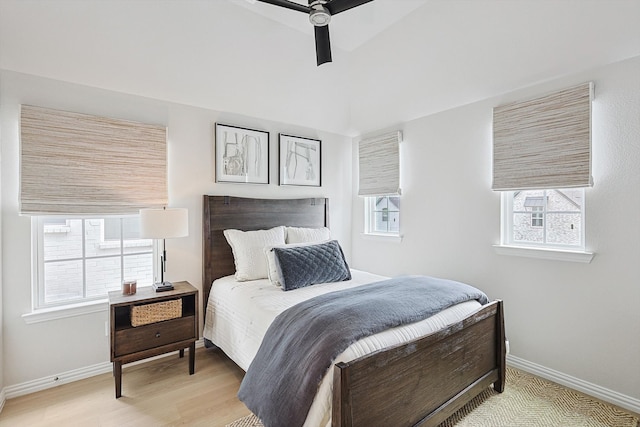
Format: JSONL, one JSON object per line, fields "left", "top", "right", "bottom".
{"left": 203, "top": 269, "right": 481, "bottom": 427}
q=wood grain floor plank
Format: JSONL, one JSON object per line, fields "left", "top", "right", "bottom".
{"left": 0, "top": 347, "right": 250, "bottom": 427}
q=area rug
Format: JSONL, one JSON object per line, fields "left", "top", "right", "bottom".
{"left": 226, "top": 367, "right": 639, "bottom": 427}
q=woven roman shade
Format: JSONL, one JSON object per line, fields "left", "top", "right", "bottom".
{"left": 358, "top": 131, "right": 402, "bottom": 196}
{"left": 492, "top": 82, "right": 593, "bottom": 191}
{"left": 20, "top": 105, "right": 168, "bottom": 215}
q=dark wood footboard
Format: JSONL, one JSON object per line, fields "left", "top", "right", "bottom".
{"left": 332, "top": 300, "right": 505, "bottom": 427}
{"left": 202, "top": 196, "right": 506, "bottom": 427}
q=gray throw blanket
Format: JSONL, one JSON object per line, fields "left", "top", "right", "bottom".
{"left": 237, "top": 275, "right": 489, "bottom": 427}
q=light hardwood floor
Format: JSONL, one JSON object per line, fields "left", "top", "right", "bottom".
{"left": 0, "top": 347, "right": 251, "bottom": 427}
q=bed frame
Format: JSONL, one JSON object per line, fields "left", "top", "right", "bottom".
{"left": 202, "top": 195, "right": 505, "bottom": 427}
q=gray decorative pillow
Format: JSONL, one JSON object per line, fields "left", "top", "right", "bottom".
{"left": 273, "top": 240, "right": 351, "bottom": 291}
{"left": 264, "top": 240, "right": 330, "bottom": 287}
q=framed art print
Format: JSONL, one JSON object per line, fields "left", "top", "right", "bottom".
{"left": 215, "top": 123, "right": 269, "bottom": 184}
{"left": 279, "top": 134, "right": 321, "bottom": 187}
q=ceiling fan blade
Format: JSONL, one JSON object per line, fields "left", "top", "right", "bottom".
{"left": 255, "top": 0, "right": 310, "bottom": 13}
{"left": 314, "top": 25, "right": 332, "bottom": 66}
{"left": 325, "top": 0, "right": 373, "bottom": 15}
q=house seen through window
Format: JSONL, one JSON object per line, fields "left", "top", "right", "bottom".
{"left": 525, "top": 197, "right": 545, "bottom": 227}
{"left": 504, "top": 189, "right": 584, "bottom": 249}
{"left": 365, "top": 196, "right": 400, "bottom": 235}
{"left": 35, "top": 216, "right": 154, "bottom": 308}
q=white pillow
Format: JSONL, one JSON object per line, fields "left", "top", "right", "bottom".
{"left": 224, "top": 226, "right": 286, "bottom": 281}
{"left": 264, "top": 240, "right": 329, "bottom": 287}
{"left": 285, "top": 226, "right": 331, "bottom": 244}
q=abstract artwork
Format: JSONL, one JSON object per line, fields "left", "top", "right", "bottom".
{"left": 215, "top": 123, "right": 269, "bottom": 184}
{"left": 279, "top": 134, "right": 321, "bottom": 187}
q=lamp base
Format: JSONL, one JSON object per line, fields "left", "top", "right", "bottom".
{"left": 153, "top": 281, "right": 174, "bottom": 292}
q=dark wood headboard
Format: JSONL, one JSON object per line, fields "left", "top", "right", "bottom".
{"left": 202, "top": 195, "right": 329, "bottom": 310}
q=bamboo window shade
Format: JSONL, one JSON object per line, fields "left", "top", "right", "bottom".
{"left": 358, "top": 131, "right": 402, "bottom": 196}
{"left": 20, "top": 105, "right": 168, "bottom": 215}
{"left": 492, "top": 82, "right": 593, "bottom": 191}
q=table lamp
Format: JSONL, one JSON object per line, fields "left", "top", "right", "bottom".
{"left": 139, "top": 207, "right": 189, "bottom": 291}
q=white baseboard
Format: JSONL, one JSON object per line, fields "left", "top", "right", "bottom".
{"left": 4, "top": 339, "right": 206, "bottom": 400}
{"left": 0, "top": 387, "right": 6, "bottom": 413}
{"left": 4, "top": 361, "right": 113, "bottom": 399}
{"left": 508, "top": 354, "right": 640, "bottom": 414}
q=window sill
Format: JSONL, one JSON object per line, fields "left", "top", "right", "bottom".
{"left": 362, "top": 233, "right": 403, "bottom": 243}
{"left": 493, "top": 245, "right": 595, "bottom": 263}
{"left": 22, "top": 299, "right": 108, "bottom": 324}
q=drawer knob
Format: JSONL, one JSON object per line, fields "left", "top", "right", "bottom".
{"left": 155, "top": 332, "right": 161, "bottom": 338}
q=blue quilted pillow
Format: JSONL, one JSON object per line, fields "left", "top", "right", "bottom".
{"left": 272, "top": 240, "right": 351, "bottom": 291}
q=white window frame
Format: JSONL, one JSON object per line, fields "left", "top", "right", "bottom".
{"left": 531, "top": 206, "right": 544, "bottom": 227}
{"left": 30, "top": 215, "right": 154, "bottom": 312}
{"left": 364, "top": 196, "right": 401, "bottom": 237}
{"left": 496, "top": 189, "right": 594, "bottom": 263}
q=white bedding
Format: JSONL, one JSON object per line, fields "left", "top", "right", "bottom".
{"left": 203, "top": 269, "right": 482, "bottom": 427}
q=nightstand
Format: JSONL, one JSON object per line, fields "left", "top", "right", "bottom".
{"left": 108, "top": 281, "right": 198, "bottom": 398}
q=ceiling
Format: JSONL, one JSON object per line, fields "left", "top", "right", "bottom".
{"left": 228, "top": 0, "right": 428, "bottom": 51}
{"left": 1, "top": 1, "right": 639, "bottom": 136}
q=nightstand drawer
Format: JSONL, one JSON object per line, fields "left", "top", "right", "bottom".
{"left": 114, "top": 316, "right": 195, "bottom": 357}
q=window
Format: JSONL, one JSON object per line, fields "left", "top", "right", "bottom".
{"left": 104, "top": 217, "right": 142, "bottom": 241}
{"left": 503, "top": 189, "right": 585, "bottom": 250}
{"left": 365, "top": 196, "right": 400, "bottom": 235}
{"left": 34, "top": 216, "right": 154, "bottom": 309}
{"left": 525, "top": 197, "right": 545, "bottom": 227}
{"left": 492, "top": 84, "right": 592, "bottom": 260}
{"left": 531, "top": 206, "right": 544, "bottom": 227}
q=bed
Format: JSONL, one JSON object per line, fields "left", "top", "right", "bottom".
{"left": 202, "top": 195, "right": 505, "bottom": 427}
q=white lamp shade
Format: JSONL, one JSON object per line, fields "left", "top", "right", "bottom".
{"left": 139, "top": 208, "right": 189, "bottom": 239}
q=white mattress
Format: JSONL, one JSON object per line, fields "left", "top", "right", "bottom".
{"left": 203, "top": 269, "right": 482, "bottom": 427}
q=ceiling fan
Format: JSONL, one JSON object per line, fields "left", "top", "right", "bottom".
{"left": 255, "top": 0, "right": 374, "bottom": 66}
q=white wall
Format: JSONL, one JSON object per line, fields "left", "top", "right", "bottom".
{"left": 0, "top": 112, "right": 4, "bottom": 407}
{"left": 0, "top": 0, "right": 353, "bottom": 136}
{"left": 347, "top": 0, "right": 640, "bottom": 135}
{"left": 351, "top": 56, "right": 640, "bottom": 402}
{"left": 0, "top": 70, "right": 353, "bottom": 387}
{"left": 4, "top": 1, "right": 639, "bottom": 138}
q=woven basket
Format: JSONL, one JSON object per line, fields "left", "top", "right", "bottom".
{"left": 131, "top": 299, "right": 182, "bottom": 327}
